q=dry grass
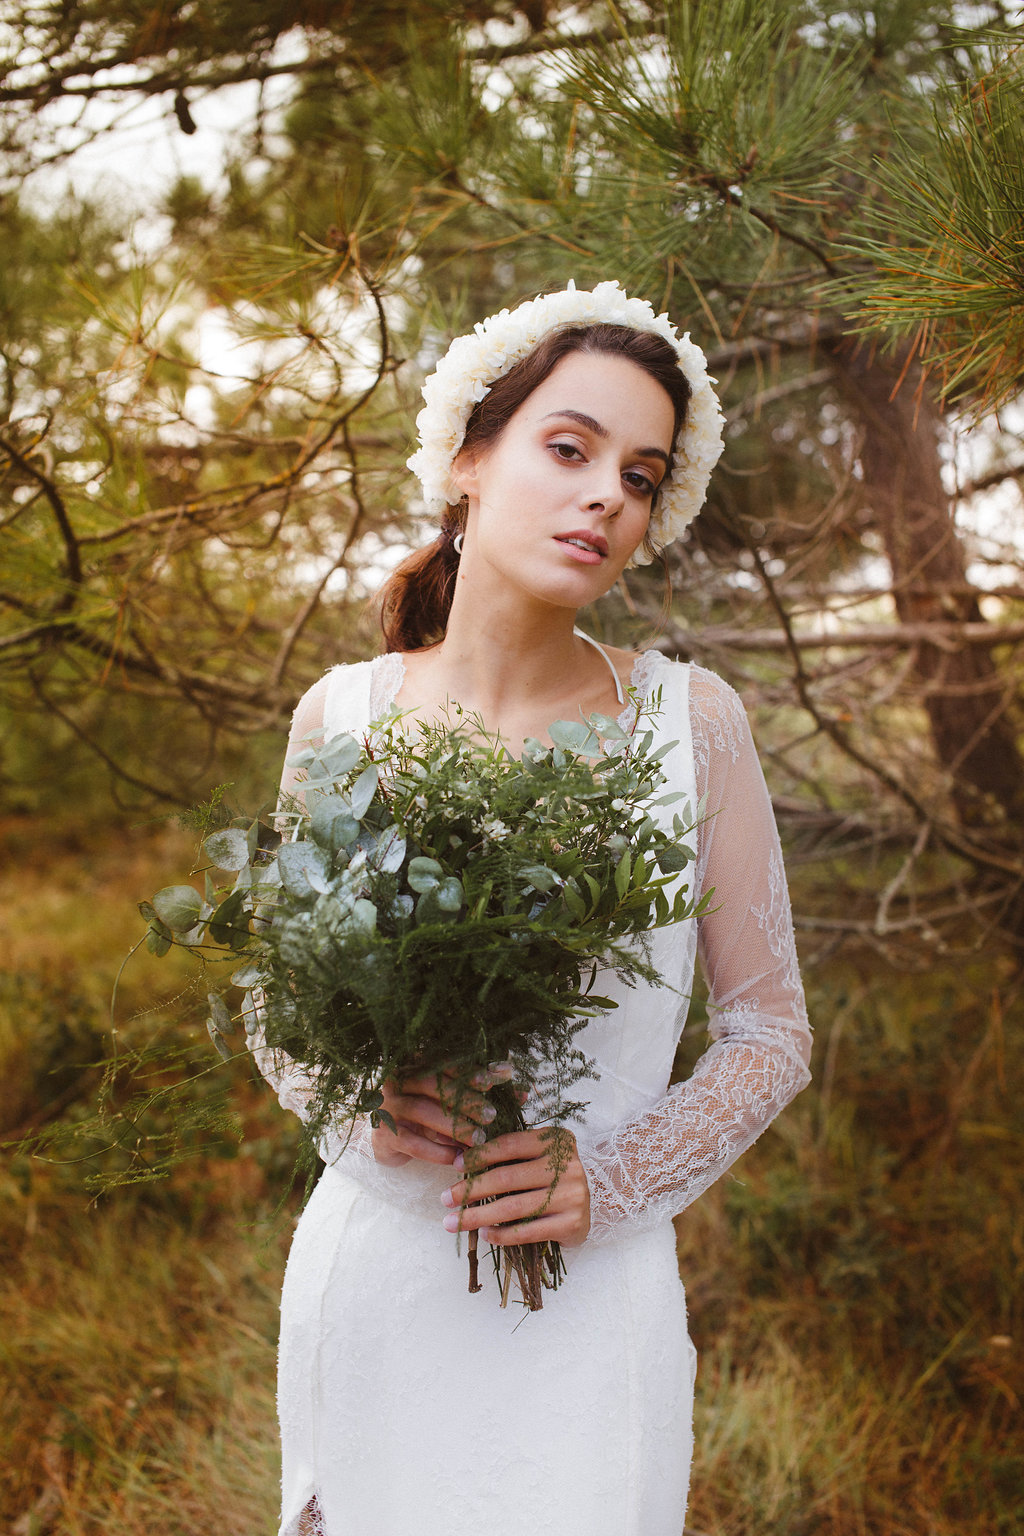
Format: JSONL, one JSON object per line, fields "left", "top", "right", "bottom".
{"left": 1, "top": 817, "right": 1020, "bottom": 1534}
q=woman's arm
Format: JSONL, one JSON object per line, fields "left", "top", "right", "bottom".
{"left": 573, "top": 665, "right": 812, "bottom": 1242}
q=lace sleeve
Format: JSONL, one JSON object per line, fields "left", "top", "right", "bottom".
{"left": 247, "top": 675, "right": 377, "bottom": 1167}
{"left": 578, "top": 665, "right": 812, "bottom": 1243}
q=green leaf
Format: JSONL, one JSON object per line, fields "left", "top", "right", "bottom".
{"left": 152, "top": 885, "right": 203, "bottom": 932}
{"left": 321, "top": 733, "right": 362, "bottom": 779}
{"left": 207, "top": 1020, "right": 233, "bottom": 1061}
{"left": 203, "top": 829, "right": 250, "bottom": 870}
{"left": 371, "top": 826, "right": 406, "bottom": 874}
{"left": 310, "top": 794, "right": 359, "bottom": 852}
{"left": 435, "top": 877, "right": 464, "bottom": 912}
{"left": 407, "top": 856, "right": 443, "bottom": 893}
{"left": 207, "top": 993, "right": 234, "bottom": 1035}
{"left": 587, "top": 712, "right": 628, "bottom": 740}
{"left": 562, "top": 882, "right": 586, "bottom": 920}
{"left": 231, "top": 963, "right": 262, "bottom": 988}
{"left": 614, "top": 848, "right": 631, "bottom": 901}
{"left": 208, "top": 889, "right": 251, "bottom": 948}
{"left": 658, "top": 843, "right": 694, "bottom": 874}
{"left": 549, "top": 719, "right": 599, "bottom": 754}
{"left": 278, "top": 841, "right": 331, "bottom": 896}
{"left": 351, "top": 898, "right": 378, "bottom": 932}
{"left": 519, "top": 864, "right": 558, "bottom": 893}
{"left": 146, "top": 925, "right": 172, "bottom": 958}
{"left": 349, "top": 763, "right": 380, "bottom": 819}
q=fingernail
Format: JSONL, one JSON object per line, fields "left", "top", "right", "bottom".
{"left": 471, "top": 1128, "right": 487, "bottom": 1147}
{"left": 479, "top": 1103, "right": 497, "bottom": 1124}
{"left": 440, "top": 1187, "right": 454, "bottom": 1207}
{"left": 453, "top": 1153, "right": 464, "bottom": 1171}
{"left": 488, "top": 1061, "right": 514, "bottom": 1077}
{"left": 442, "top": 1213, "right": 461, "bottom": 1232}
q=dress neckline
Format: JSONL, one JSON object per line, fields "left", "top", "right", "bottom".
{"left": 369, "top": 647, "right": 661, "bottom": 735}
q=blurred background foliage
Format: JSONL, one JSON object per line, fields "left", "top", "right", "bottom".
{"left": 1, "top": 1, "right": 1021, "bottom": 1531}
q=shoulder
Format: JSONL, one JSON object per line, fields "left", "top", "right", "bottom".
{"left": 287, "top": 658, "right": 378, "bottom": 744}
{"left": 686, "top": 664, "right": 754, "bottom": 763}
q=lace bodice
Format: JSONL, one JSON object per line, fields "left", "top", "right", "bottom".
{"left": 254, "top": 652, "right": 811, "bottom": 1244}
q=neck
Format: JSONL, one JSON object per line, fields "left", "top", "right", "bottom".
{"left": 431, "top": 583, "right": 586, "bottom": 719}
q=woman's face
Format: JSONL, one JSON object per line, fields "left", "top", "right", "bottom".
{"left": 452, "top": 351, "right": 676, "bottom": 609}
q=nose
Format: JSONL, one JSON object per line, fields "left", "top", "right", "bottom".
{"left": 580, "top": 457, "right": 625, "bottom": 517}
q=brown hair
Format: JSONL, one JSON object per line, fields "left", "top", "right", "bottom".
{"left": 379, "top": 322, "right": 691, "bottom": 653}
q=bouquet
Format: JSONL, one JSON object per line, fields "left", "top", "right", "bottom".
{"left": 144, "top": 697, "right": 704, "bottom": 1308}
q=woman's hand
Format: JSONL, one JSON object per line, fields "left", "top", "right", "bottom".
{"left": 371, "top": 1063, "right": 514, "bottom": 1168}
{"left": 441, "top": 1128, "right": 592, "bottom": 1248}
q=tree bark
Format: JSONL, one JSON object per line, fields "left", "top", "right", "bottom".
{"left": 831, "top": 343, "right": 1024, "bottom": 837}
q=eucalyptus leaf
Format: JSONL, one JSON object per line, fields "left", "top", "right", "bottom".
{"left": 321, "top": 733, "right": 362, "bottom": 779}
{"left": 311, "top": 794, "right": 359, "bottom": 853}
{"left": 207, "top": 993, "right": 234, "bottom": 1035}
{"left": 407, "top": 856, "right": 443, "bottom": 894}
{"left": 587, "top": 712, "right": 628, "bottom": 740}
{"left": 231, "top": 964, "right": 263, "bottom": 988}
{"left": 349, "top": 763, "right": 380, "bottom": 820}
{"left": 372, "top": 826, "right": 407, "bottom": 874}
{"left": 152, "top": 885, "right": 203, "bottom": 932}
{"left": 208, "top": 889, "right": 251, "bottom": 948}
{"left": 435, "top": 877, "right": 464, "bottom": 912}
{"left": 146, "top": 925, "right": 172, "bottom": 957}
{"left": 203, "top": 829, "right": 250, "bottom": 870}
{"left": 549, "top": 719, "right": 599, "bottom": 754}
{"left": 519, "top": 864, "right": 559, "bottom": 893}
{"left": 207, "top": 1020, "right": 233, "bottom": 1061}
{"left": 658, "top": 844, "right": 695, "bottom": 873}
{"left": 352, "top": 898, "right": 378, "bottom": 932}
{"left": 278, "top": 841, "right": 332, "bottom": 897}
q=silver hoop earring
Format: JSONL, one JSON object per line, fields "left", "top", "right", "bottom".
{"left": 453, "top": 532, "right": 464, "bottom": 555}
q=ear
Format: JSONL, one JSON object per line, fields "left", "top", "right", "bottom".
{"left": 448, "top": 447, "right": 480, "bottom": 499}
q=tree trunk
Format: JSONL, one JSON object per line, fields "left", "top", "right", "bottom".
{"left": 831, "top": 343, "right": 1024, "bottom": 838}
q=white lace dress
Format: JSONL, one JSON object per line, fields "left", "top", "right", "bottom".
{"left": 252, "top": 651, "right": 812, "bottom": 1536}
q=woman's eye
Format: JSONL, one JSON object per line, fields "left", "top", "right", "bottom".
{"left": 551, "top": 441, "right": 583, "bottom": 461}
{"left": 624, "top": 470, "right": 656, "bottom": 495}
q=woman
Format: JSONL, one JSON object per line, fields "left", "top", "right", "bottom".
{"left": 254, "top": 281, "right": 812, "bottom": 1536}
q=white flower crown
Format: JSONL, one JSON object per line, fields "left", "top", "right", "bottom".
{"left": 407, "top": 279, "right": 725, "bottom": 563}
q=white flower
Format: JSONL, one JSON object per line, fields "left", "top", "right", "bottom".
{"left": 406, "top": 281, "right": 725, "bottom": 560}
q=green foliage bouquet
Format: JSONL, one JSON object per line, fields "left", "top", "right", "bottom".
{"left": 145, "top": 698, "right": 704, "bottom": 1308}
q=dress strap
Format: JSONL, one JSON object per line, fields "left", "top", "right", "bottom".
{"left": 573, "top": 628, "right": 625, "bottom": 705}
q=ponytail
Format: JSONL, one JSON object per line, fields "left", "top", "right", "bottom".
{"left": 379, "top": 511, "right": 463, "bottom": 653}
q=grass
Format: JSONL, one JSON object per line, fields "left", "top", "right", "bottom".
{"left": 1, "top": 813, "right": 1020, "bottom": 1534}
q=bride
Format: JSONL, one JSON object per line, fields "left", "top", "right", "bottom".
{"left": 253, "top": 281, "right": 812, "bottom": 1536}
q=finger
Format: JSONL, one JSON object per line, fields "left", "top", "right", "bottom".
{"left": 445, "top": 1157, "right": 552, "bottom": 1206}
{"left": 444, "top": 1186, "right": 559, "bottom": 1233}
{"left": 395, "top": 1075, "right": 495, "bottom": 1126}
{"left": 385, "top": 1122, "right": 459, "bottom": 1165}
{"left": 483, "top": 1214, "right": 582, "bottom": 1245}
{"left": 390, "top": 1092, "right": 488, "bottom": 1147}
{"left": 456, "top": 1129, "right": 564, "bottom": 1171}
{"left": 442, "top": 1061, "right": 516, "bottom": 1090}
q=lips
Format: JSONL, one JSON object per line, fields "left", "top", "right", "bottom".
{"left": 554, "top": 529, "right": 609, "bottom": 561}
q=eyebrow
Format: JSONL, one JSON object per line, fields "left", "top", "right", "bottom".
{"left": 541, "top": 409, "right": 670, "bottom": 466}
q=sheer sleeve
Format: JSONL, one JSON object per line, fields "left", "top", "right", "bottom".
{"left": 246, "top": 674, "right": 378, "bottom": 1168}
{"left": 577, "top": 665, "right": 812, "bottom": 1243}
